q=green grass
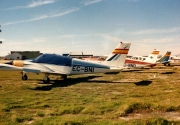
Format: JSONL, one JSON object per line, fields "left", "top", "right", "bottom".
{"left": 0, "top": 66, "right": 180, "bottom": 124}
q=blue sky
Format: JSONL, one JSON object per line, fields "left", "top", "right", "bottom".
{"left": 0, "top": 0, "right": 180, "bottom": 56}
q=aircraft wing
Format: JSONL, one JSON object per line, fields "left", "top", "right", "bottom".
{"left": 0, "top": 63, "right": 68, "bottom": 75}
{"left": 24, "top": 68, "right": 68, "bottom": 75}
{"left": 0, "top": 63, "right": 22, "bottom": 70}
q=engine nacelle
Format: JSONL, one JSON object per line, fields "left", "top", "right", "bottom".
{"left": 13, "top": 60, "right": 24, "bottom": 67}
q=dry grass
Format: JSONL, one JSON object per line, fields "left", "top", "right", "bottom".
{"left": 0, "top": 65, "right": 180, "bottom": 124}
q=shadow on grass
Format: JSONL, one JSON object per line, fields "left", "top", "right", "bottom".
{"left": 161, "top": 72, "right": 175, "bottom": 74}
{"left": 134, "top": 80, "right": 152, "bottom": 86}
{"left": 31, "top": 75, "right": 105, "bottom": 91}
{"left": 29, "top": 75, "right": 153, "bottom": 91}
{"left": 122, "top": 69, "right": 144, "bottom": 72}
{"left": 104, "top": 72, "right": 119, "bottom": 74}
{"left": 30, "top": 75, "right": 130, "bottom": 91}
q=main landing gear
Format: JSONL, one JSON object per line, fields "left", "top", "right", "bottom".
{"left": 164, "top": 63, "right": 170, "bottom": 66}
{"left": 60, "top": 75, "right": 67, "bottom": 80}
{"left": 21, "top": 72, "right": 50, "bottom": 83}
{"left": 21, "top": 72, "right": 67, "bottom": 83}
{"left": 22, "top": 71, "right": 28, "bottom": 81}
{"left": 42, "top": 74, "right": 67, "bottom": 83}
{"left": 43, "top": 74, "right": 50, "bottom": 84}
{"left": 42, "top": 75, "right": 67, "bottom": 83}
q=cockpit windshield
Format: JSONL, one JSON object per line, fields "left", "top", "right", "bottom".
{"left": 34, "top": 54, "right": 72, "bottom": 66}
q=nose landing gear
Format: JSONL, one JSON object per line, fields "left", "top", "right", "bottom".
{"left": 21, "top": 71, "right": 28, "bottom": 80}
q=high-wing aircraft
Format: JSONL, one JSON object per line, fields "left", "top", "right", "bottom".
{"left": 124, "top": 49, "right": 160, "bottom": 68}
{"left": 0, "top": 42, "right": 131, "bottom": 83}
{"left": 156, "top": 51, "right": 171, "bottom": 66}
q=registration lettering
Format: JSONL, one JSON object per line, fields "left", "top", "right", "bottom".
{"left": 124, "top": 63, "right": 136, "bottom": 68}
{"left": 72, "top": 66, "right": 94, "bottom": 72}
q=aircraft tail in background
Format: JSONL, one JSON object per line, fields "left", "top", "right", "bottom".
{"left": 144, "top": 49, "right": 160, "bottom": 64}
{"left": 125, "top": 49, "right": 160, "bottom": 68}
{"left": 157, "top": 51, "right": 171, "bottom": 66}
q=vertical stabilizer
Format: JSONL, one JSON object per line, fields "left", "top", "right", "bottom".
{"left": 144, "top": 49, "right": 159, "bottom": 63}
{"left": 103, "top": 42, "right": 131, "bottom": 67}
{"left": 157, "top": 51, "right": 171, "bottom": 63}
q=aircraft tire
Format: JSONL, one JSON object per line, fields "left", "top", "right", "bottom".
{"left": 61, "top": 75, "right": 67, "bottom": 80}
{"left": 22, "top": 75, "right": 28, "bottom": 81}
{"left": 168, "top": 63, "right": 170, "bottom": 66}
{"left": 43, "top": 77, "right": 50, "bottom": 84}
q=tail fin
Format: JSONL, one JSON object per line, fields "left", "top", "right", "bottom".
{"left": 144, "top": 49, "right": 160, "bottom": 63}
{"left": 157, "top": 51, "right": 171, "bottom": 63}
{"left": 103, "top": 42, "right": 131, "bottom": 67}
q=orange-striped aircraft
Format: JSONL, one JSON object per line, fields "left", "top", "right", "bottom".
{"left": 125, "top": 50, "right": 160, "bottom": 68}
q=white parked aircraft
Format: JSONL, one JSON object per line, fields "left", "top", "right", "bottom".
{"left": 0, "top": 42, "right": 131, "bottom": 83}
{"left": 169, "top": 54, "right": 180, "bottom": 63}
{"left": 125, "top": 49, "right": 160, "bottom": 68}
{"left": 128, "top": 56, "right": 147, "bottom": 61}
{"left": 81, "top": 49, "right": 159, "bottom": 68}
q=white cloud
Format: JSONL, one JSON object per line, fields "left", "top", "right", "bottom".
{"left": 60, "top": 34, "right": 97, "bottom": 38}
{"left": 0, "top": 38, "right": 5, "bottom": 41}
{"left": 50, "top": 8, "right": 79, "bottom": 17}
{"left": 100, "top": 34, "right": 122, "bottom": 42}
{"left": 128, "top": 0, "right": 141, "bottom": 2}
{"left": 4, "top": 41, "right": 33, "bottom": 46}
{"left": 28, "top": 0, "right": 56, "bottom": 8}
{"left": 81, "top": 0, "right": 102, "bottom": 6}
{"left": 127, "top": 35, "right": 180, "bottom": 55}
{"left": 3, "top": 8, "right": 79, "bottom": 26}
{"left": 32, "top": 38, "right": 46, "bottom": 43}
{"left": 5, "top": 0, "right": 56, "bottom": 10}
{"left": 130, "top": 35, "right": 180, "bottom": 45}
{"left": 59, "top": 32, "right": 114, "bottom": 38}
{"left": 131, "top": 27, "right": 180, "bottom": 35}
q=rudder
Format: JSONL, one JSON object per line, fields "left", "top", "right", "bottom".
{"left": 144, "top": 49, "right": 160, "bottom": 63}
{"left": 103, "top": 42, "right": 131, "bottom": 67}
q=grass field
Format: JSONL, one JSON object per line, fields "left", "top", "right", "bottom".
{"left": 0, "top": 65, "right": 180, "bottom": 125}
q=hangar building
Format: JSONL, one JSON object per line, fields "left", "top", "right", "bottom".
{"left": 9, "top": 51, "right": 42, "bottom": 60}
{"left": 5, "top": 52, "right": 22, "bottom": 60}
{"left": 63, "top": 52, "right": 93, "bottom": 59}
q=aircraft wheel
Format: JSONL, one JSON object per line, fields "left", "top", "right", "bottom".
{"left": 168, "top": 63, "right": 170, "bottom": 66}
{"left": 22, "top": 74, "right": 28, "bottom": 81}
{"left": 43, "top": 77, "right": 50, "bottom": 84}
{"left": 164, "top": 63, "right": 166, "bottom": 66}
{"left": 61, "top": 75, "right": 67, "bottom": 80}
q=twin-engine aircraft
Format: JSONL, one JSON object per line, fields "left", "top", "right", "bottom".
{"left": 0, "top": 42, "right": 131, "bottom": 83}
